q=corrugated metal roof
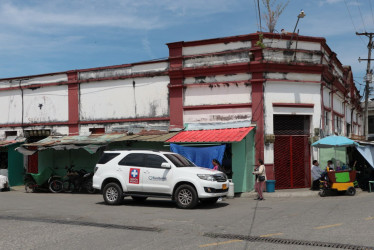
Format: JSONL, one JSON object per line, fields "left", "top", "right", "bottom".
{"left": 166, "top": 127, "right": 254, "bottom": 143}
{"left": 114, "top": 132, "right": 179, "bottom": 142}
{"left": 0, "top": 139, "right": 26, "bottom": 147}
{"left": 23, "top": 132, "right": 178, "bottom": 148}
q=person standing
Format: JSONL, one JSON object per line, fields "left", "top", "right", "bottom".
{"left": 311, "top": 160, "right": 323, "bottom": 190}
{"left": 252, "top": 159, "right": 266, "bottom": 200}
{"left": 212, "top": 159, "right": 221, "bottom": 171}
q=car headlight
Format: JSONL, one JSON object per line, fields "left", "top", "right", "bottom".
{"left": 197, "top": 174, "right": 215, "bottom": 181}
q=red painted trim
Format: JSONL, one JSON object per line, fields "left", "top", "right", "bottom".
{"left": 181, "top": 61, "right": 323, "bottom": 78}
{"left": 272, "top": 103, "right": 314, "bottom": 108}
{"left": 333, "top": 111, "right": 344, "bottom": 118}
{"left": 264, "top": 164, "right": 275, "bottom": 180}
{"left": 251, "top": 76, "right": 264, "bottom": 165}
{"left": 167, "top": 32, "right": 326, "bottom": 48}
{"left": 80, "top": 117, "right": 170, "bottom": 124}
{"left": 331, "top": 85, "right": 335, "bottom": 132}
{"left": 173, "top": 79, "right": 321, "bottom": 89}
{"left": 183, "top": 103, "right": 252, "bottom": 111}
{"left": 168, "top": 42, "right": 184, "bottom": 129}
{"left": 68, "top": 71, "right": 79, "bottom": 135}
{"left": 324, "top": 106, "right": 331, "bottom": 112}
{"left": 321, "top": 84, "right": 325, "bottom": 130}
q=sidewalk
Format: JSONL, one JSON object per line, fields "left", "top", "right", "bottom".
{"left": 239, "top": 188, "right": 319, "bottom": 198}
{"left": 238, "top": 187, "right": 368, "bottom": 199}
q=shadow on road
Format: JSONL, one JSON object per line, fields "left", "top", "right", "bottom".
{"left": 95, "top": 199, "right": 229, "bottom": 209}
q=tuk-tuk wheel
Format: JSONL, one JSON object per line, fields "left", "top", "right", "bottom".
{"left": 319, "top": 189, "right": 327, "bottom": 197}
{"left": 346, "top": 187, "right": 356, "bottom": 196}
{"left": 25, "top": 181, "right": 36, "bottom": 193}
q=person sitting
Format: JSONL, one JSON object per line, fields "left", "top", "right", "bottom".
{"left": 311, "top": 160, "right": 323, "bottom": 190}
{"left": 327, "top": 160, "right": 334, "bottom": 171}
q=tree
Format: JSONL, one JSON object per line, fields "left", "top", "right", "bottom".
{"left": 261, "top": 0, "right": 289, "bottom": 33}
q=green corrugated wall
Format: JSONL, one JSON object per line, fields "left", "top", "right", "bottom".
{"left": 8, "top": 143, "right": 25, "bottom": 186}
{"left": 231, "top": 129, "right": 255, "bottom": 193}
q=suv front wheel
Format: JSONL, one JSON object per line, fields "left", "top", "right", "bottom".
{"left": 103, "top": 183, "right": 123, "bottom": 205}
{"left": 175, "top": 184, "right": 198, "bottom": 209}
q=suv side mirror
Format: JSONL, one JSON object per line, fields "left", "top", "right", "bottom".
{"left": 161, "top": 162, "right": 171, "bottom": 169}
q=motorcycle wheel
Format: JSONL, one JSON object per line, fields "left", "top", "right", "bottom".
{"left": 25, "top": 181, "right": 36, "bottom": 193}
{"left": 49, "top": 179, "right": 63, "bottom": 193}
{"left": 63, "top": 181, "right": 74, "bottom": 193}
{"left": 85, "top": 180, "right": 97, "bottom": 194}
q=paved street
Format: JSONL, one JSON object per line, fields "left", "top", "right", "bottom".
{"left": 1, "top": 189, "right": 374, "bottom": 250}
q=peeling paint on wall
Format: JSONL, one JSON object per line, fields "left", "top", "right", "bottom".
{"left": 184, "top": 51, "right": 250, "bottom": 68}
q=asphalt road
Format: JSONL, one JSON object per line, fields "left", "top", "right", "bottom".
{"left": 0, "top": 189, "right": 374, "bottom": 250}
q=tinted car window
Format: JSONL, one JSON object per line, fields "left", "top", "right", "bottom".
{"left": 145, "top": 154, "right": 167, "bottom": 168}
{"left": 164, "top": 154, "right": 195, "bottom": 167}
{"left": 118, "top": 153, "right": 145, "bottom": 167}
{"left": 97, "top": 153, "right": 120, "bottom": 164}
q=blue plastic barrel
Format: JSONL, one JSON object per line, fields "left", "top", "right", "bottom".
{"left": 266, "top": 180, "right": 276, "bottom": 192}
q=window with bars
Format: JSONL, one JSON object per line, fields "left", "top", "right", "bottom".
{"left": 335, "top": 116, "right": 342, "bottom": 134}
{"left": 324, "top": 111, "right": 331, "bottom": 135}
{"left": 369, "top": 116, "right": 374, "bottom": 134}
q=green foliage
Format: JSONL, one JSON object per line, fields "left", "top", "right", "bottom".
{"left": 255, "top": 33, "right": 266, "bottom": 48}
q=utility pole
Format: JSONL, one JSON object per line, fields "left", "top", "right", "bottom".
{"left": 357, "top": 32, "right": 374, "bottom": 139}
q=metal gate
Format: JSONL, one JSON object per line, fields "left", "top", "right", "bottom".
{"left": 273, "top": 115, "right": 311, "bottom": 189}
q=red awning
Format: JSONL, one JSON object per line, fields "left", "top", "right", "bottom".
{"left": 166, "top": 127, "right": 254, "bottom": 143}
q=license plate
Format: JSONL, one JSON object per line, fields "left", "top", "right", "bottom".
{"left": 222, "top": 184, "right": 227, "bottom": 189}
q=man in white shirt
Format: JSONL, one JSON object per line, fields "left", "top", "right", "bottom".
{"left": 311, "top": 160, "right": 323, "bottom": 190}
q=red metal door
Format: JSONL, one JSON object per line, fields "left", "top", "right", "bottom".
{"left": 274, "top": 135, "right": 310, "bottom": 189}
{"left": 27, "top": 149, "right": 38, "bottom": 173}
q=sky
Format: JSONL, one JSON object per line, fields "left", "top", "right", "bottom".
{"left": 0, "top": 0, "right": 373, "bottom": 97}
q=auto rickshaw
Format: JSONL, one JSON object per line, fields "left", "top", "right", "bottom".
{"left": 319, "top": 170, "right": 356, "bottom": 197}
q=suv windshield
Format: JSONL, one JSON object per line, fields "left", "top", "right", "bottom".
{"left": 164, "top": 154, "right": 196, "bottom": 168}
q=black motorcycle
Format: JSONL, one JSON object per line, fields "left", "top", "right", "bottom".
{"left": 62, "top": 165, "right": 96, "bottom": 194}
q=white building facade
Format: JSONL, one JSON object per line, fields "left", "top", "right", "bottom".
{"left": 0, "top": 33, "right": 364, "bottom": 189}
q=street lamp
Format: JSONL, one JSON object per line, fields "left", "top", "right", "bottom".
{"left": 287, "top": 10, "right": 306, "bottom": 49}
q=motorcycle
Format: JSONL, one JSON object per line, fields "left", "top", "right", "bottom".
{"left": 24, "top": 167, "right": 63, "bottom": 193}
{"left": 62, "top": 165, "right": 96, "bottom": 194}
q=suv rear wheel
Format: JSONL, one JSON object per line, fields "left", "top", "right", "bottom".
{"left": 175, "top": 184, "right": 198, "bottom": 209}
{"left": 103, "top": 183, "right": 123, "bottom": 205}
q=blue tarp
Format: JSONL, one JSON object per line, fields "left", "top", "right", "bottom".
{"left": 356, "top": 145, "right": 374, "bottom": 169}
{"left": 170, "top": 143, "right": 226, "bottom": 169}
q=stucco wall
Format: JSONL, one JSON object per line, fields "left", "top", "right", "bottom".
{"left": 182, "top": 41, "right": 252, "bottom": 56}
{"left": 80, "top": 76, "right": 169, "bottom": 121}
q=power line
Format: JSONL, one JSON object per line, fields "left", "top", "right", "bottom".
{"left": 253, "top": 0, "right": 260, "bottom": 31}
{"left": 257, "top": 0, "right": 262, "bottom": 31}
{"left": 369, "top": 0, "right": 374, "bottom": 25}
{"left": 356, "top": 0, "right": 367, "bottom": 31}
{"left": 344, "top": 0, "right": 366, "bottom": 45}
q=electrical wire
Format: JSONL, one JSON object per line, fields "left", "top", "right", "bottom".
{"left": 369, "top": 0, "right": 374, "bottom": 25}
{"left": 253, "top": 0, "right": 260, "bottom": 31}
{"left": 344, "top": 0, "right": 367, "bottom": 45}
{"left": 356, "top": 0, "right": 367, "bottom": 31}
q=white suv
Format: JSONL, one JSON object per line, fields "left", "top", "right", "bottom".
{"left": 93, "top": 150, "right": 229, "bottom": 209}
